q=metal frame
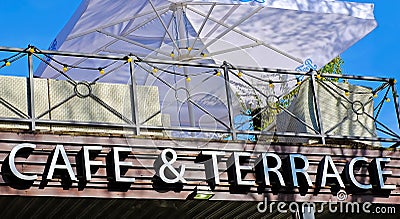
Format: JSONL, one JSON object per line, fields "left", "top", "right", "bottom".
{"left": 194, "top": 6, "right": 263, "bottom": 57}
{"left": 27, "top": 52, "right": 36, "bottom": 131}
{"left": 310, "top": 71, "right": 325, "bottom": 144}
{"left": 0, "top": 46, "right": 399, "bottom": 146}
{"left": 185, "top": 5, "right": 303, "bottom": 64}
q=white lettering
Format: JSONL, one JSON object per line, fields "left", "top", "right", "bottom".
{"left": 257, "top": 153, "right": 285, "bottom": 186}
{"left": 200, "top": 151, "right": 225, "bottom": 185}
{"left": 319, "top": 156, "right": 344, "bottom": 188}
{"left": 47, "top": 145, "right": 77, "bottom": 181}
{"left": 83, "top": 146, "right": 103, "bottom": 181}
{"left": 9, "top": 143, "right": 37, "bottom": 181}
{"left": 227, "top": 152, "right": 255, "bottom": 186}
{"left": 289, "top": 154, "right": 312, "bottom": 187}
{"left": 113, "top": 147, "right": 135, "bottom": 183}
{"left": 347, "top": 157, "right": 372, "bottom": 189}
{"left": 373, "top": 158, "right": 395, "bottom": 190}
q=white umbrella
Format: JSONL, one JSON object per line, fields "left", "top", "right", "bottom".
{"left": 35, "top": 0, "right": 377, "bottom": 129}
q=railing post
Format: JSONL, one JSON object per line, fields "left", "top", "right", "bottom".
{"left": 27, "top": 52, "right": 36, "bottom": 131}
{"left": 310, "top": 71, "right": 325, "bottom": 144}
{"left": 222, "top": 62, "right": 237, "bottom": 140}
{"left": 390, "top": 81, "right": 400, "bottom": 129}
{"left": 129, "top": 57, "right": 140, "bottom": 135}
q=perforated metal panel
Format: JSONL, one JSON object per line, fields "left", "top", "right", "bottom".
{"left": 0, "top": 76, "right": 49, "bottom": 130}
{"left": 275, "top": 80, "right": 378, "bottom": 146}
{"left": 0, "top": 76, "right": 164, "bottom": 135}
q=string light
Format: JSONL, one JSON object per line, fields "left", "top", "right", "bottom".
{"left": 170, "top": 51, "right": 175, "bottom": 58}
{"left": 296, "top": 78, "right": 301, "bottom": 86}
{"left": 345, "top": 91, "right": 349, "bottom": 96}
{"left": 201, "top": 52, "right": 206, "bottom": 58}
{"left": 99, "top": 68, "right": 105, "bottom": 74}
{"left": 216, "top": 71, "right": 221, "bottom": 77}
{"left": 187, "top": 47, "right": 192, "bottom": 52}
{"left": 127, "top": 57, "right": 132, "bottom": 63}
{"left": 186, "top": 77, "right": 191, "bottom": 82}
{"left": 386, "top": 98, "right": 390, "bottom": 102}
{"left": 29, "top": 47, "right": 35, "bottom": 53}
{"left": 152, "top": 68, "right": 158, "bottom": 73}
{"left": 269, "top": 81, "right": 274, "bottom": 89}
{"left": 373, "top": 92, "right": 378, "bottom": 98}
{"left": 237, "top": 71, "right": 243, "bottom": 78}
{"left": 5, "top": 61, "right": 10, "bottom": 67}
{"left": 63, "top": 66, "right": 68, "bottom": 72}
{"left": 316, "top": 74, "right": 322, "bottom": 80}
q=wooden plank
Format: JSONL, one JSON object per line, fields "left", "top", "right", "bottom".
{"left": 0, "top": 131, "right": 398, "bottom": 203}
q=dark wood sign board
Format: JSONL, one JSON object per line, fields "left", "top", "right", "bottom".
{"left": 0, "top": 131, "right": 398, "bottom": 204}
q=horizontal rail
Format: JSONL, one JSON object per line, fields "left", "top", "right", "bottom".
{"left": 0, "top": 46, "right": 393, "bottom": 82}
{"left": 0, "top": 46, "right": 398, "bottom": 146}
{"left": 0, "top": 117, "right": 397, "bottom": 143}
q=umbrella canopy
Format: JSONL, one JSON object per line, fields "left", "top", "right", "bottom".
{"left": 35, "top": 0, "right": 377, "bottom": 129}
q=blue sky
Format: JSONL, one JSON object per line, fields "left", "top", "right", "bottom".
{"left": 341, "top": 0, "right": 400, "bottom": 78}
{"left": 0, "top": 0, "right": 399, "bottom": 141}
{"left": 0, "top": 0, "right": 81, "bottom": 49}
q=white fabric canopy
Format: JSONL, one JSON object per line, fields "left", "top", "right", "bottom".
{"left": 35, "top": 0, "right": 377, "bottom": 128}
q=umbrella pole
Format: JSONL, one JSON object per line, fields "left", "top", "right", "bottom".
{"left": 184, "top": 67, "right": 196, "bottom": 129}
{"left": 177, "top": 7, "right": 196, "bottom": 130}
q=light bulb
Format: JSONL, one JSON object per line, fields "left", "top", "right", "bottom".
{"left": 269, "top": 81, "right": 274, "bottom": 89}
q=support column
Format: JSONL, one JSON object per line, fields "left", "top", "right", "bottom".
{"left": 390, "top": 81, "right": 400, "bottom": 129}
{"left": 129, "top": 57, "right": 140, "bottom": 135}
{"left": 223, "top": 62, "right": 236, "bottom": 140}
{"left": 310, "top": 71, "right": 325, "bottom": 144}
{"left": 27, "top": 52, "right": 36, "bottom": 131}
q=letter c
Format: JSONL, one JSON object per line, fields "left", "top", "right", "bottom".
{"left": 9, "top": 143, "right": 37, "bottom": 181}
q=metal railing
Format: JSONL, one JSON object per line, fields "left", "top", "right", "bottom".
{"left": 0, "top": 46, "right": 399, "bottom": 147}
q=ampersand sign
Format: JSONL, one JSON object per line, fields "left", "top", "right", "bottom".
{"left": 157, "top": 149, "right": 187, "bottom": 184}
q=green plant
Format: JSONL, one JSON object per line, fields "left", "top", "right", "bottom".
{"left": 318, "top": 56, "right": 344, "bottom": 82}
{"left": 253, "top": 56, "right": 345, "bottom": 129}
